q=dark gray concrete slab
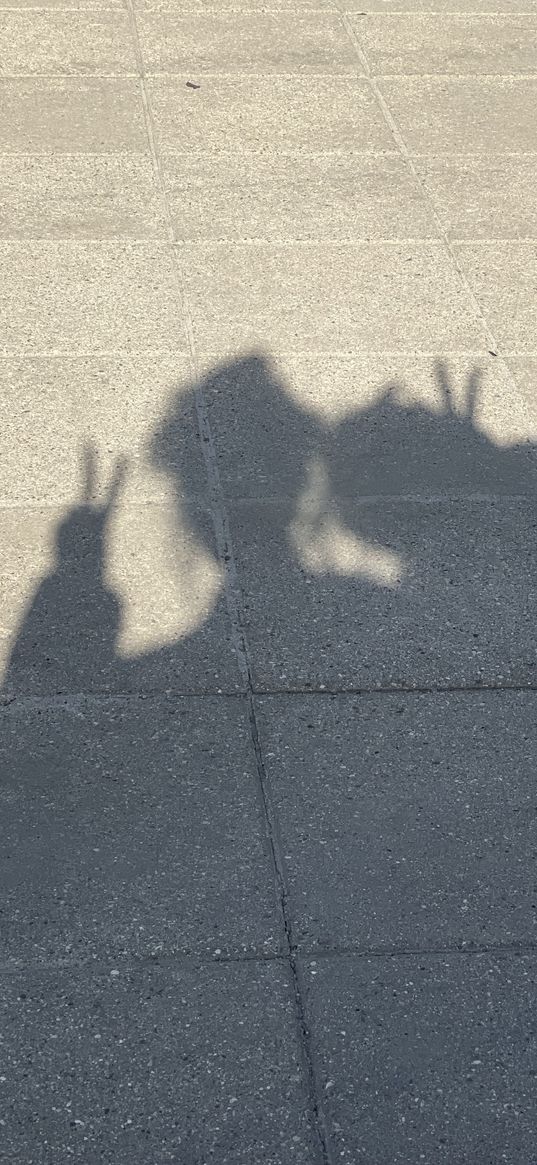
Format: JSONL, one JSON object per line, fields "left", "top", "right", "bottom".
{"left": 256, "top": 691, "right": 537, "bottom": 950}
{"left": 302, "top": 952, "right": 537, "bottom": 1164}
{"left": 0, "top": 696, "right": 282, "bottom": 965}
{"left": 1, "top": 959, "right": 318, "bottom": 1164}
{"left": 231, "top": 498, "right": 537, "bottom": 690}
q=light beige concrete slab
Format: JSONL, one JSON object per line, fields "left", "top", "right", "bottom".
{"left": 507, "top": 357, "right": 537, "bottom": 409}
{"left": 178, "top": 243, "right": 487, "bottom": 352}
{"left": 138, "top": 10, "right": 357, "bottom": 75}
{"left": 1, "top": 243, "right": 188, "bottom": 352}
{"left": 0, "top": 11, "right": 136, "bottom": 75}
{"left": 341, "top": 0, "right": 537, "bottom": 10}
{"left": 0, "top": 155, "right": 166, "bottom": 238}
{"left": 163, "top": 154, "right": 437, "bottom": 241}
{"left": 352, "top": 14, "right": 537, "bottom": 75}
{"left": 0, "top": 355, "right": 207, "bottom": 504}
{"left": 379, "top": 77, "right": 537, "bottom": 153}
{"left": 415, "top": 157, "right": 537, "bottom": 240}
{"left": 0, "top": 78, "right": 147, "bottom": 152}
{"left": 454, "top": 243, "right": 537, "bottom": 351}
{"left": 0, "top": 0, "right": 123, "bottom": 7}
{"left": 135, "top": 0, "right": 337, "bottom": 7}
{"left": 147, "top": 76, "right": 394, "bottom": 154}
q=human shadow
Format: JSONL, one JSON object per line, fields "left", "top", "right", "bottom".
{"left": 4, "top": 445, "right": 126, "bottom": 697}
{"left": 149, "top": 352, "right": 537, "bottom": 695}
{"left": 3, "top": 352, "right": 537, "bottom": 698}
{"left": 2, "top": 351, "right": 537, "bottom": 1160}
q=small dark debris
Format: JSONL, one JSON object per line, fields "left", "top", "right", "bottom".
{"left": 488, "top": 350, "right": 497, "bottom": 356}
{"left": 186, "top": 81, "right": 201, "bottom": 90}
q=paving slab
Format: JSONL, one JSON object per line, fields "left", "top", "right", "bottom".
{"left": 1, "top": 242, "right": 187, "bottom": 353}
{"left": 1, "top": 959, "right": 317, "bottom": 1164}
{"left": 0, "top": 11, "right": 136, "bottom": 76}
{"left": 508, "top": 356, "right": 537, "bottom": 410}
{"left": 147, "top": 76, "right": 390, "bottom": 154}
{"left": 0, "top": 77, "right": 147, "bottom": 153}
{"left": 0, "top": 356, "right": 204, "bottom": 503}
{"left": 2, "top": 0, "right": 124, "bottom": 7}
{"left": 0, "top": 155, "right": 166, "bottom": 239}
{"left": 2, "top": 3, "right": 537, "bottom": 1162}
{"left": 354, "top": 14, "right": 537, "bottom": 75}
{"left": 256, "top": 691, "right": 537, "bottom": 950}
{"left": 379, "top": 77, "right": 537, "bottom": 154}
{"left": 0, "top": 696, "right": 277, "bottom": 965}
{"left": 302, "top": 952, "right": 537, "bottom": 1164}
{"left": 138, "top": 10, "right": 357, "bottom": 75}
{"left": 230, "top": 498, "right": 537, "bottom": 690}
{"left": 178, "top": 243, "right": 487, "bottom": 353}
{"left": 455, "top": 242, "right": 537, "bottom": 351}
{"left": 341, "top": 0, "right": 537, "bottom": 10}
{"left": 135, "top": 0, "right": 337, "bottom": 8}
{"left": 415, "top": 157, "right": 537, "bottom": 241}
{"left": 163, "top": 154, "right": 437, "bottom": 242}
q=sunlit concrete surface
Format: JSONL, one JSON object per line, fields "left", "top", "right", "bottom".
{"left": 2, "top": 2, "right": 537, "bottom": 1162}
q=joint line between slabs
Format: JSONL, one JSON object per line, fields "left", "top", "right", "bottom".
{"left": 120, "top": 3, "right": 332, "bottom": 1161}
{"left": 339, "top": 10, "right": 524, "bottom": 410}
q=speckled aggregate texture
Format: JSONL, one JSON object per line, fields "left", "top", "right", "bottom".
{"left": 2, "top": 0, "right": 537, "bottom": 1161}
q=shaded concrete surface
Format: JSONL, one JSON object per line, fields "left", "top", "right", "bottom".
{"left": 1, "top": 3, "right": 537, "bottom": 1162}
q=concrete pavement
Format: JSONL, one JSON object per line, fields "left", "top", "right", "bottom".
{"left": 2, "top": 2, "right": 537, "bottom": 1161}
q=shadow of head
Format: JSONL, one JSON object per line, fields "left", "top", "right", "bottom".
{"left": 148, "top": 351, "right": 319, "bottom": 498}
